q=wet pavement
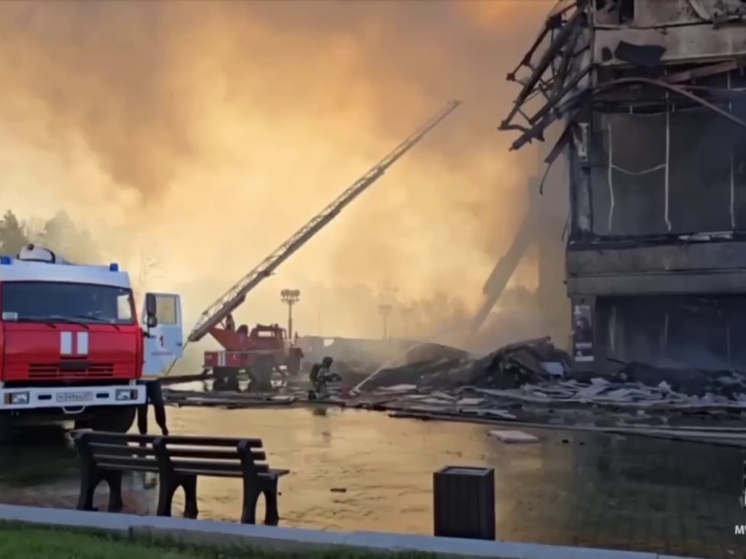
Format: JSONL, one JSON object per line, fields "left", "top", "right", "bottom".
{"left": 1, "top": 407, "right": 745, "bottom": 558}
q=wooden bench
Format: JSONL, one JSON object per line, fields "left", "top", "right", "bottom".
{"left": 72, "top": 431, "right": 290, "bottom": 525}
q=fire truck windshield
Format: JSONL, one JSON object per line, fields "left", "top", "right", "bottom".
{"left": 1, "top": 281, "right": 135, "bottom": 325}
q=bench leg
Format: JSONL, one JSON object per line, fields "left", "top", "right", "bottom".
{"left": 156, "top": 474, "right": 177, "bottom": 517}
{"left": 181, "top": 475, "right": 199, "bottom": 519}
{"left": 262, "top": 478, "right": 280, "bottom": 526}
{"left": 76, "top": 468, "right": 124, "bottom": 513}
{"left": 105, "top": 471, "right": 124, "bottom": 513}
{"left": 76, "top": 468, "right": 104, "bottom": 512}
{"left": 240, "top": 485, "right": 262, "bottom": 524}
{"left": 156, "top": 473, "right": 199, "bottom": 519}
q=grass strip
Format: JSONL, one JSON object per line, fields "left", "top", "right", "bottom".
{"left": 0, "top": 522, "right": 440, "bottom": 559}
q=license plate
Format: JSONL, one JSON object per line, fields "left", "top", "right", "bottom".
{"left": 55, "top": 391, "right": 93, "bottom": 403}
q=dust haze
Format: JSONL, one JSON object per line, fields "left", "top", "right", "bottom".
{"left": 0, "top": 0, "right": 565, "bottom": 354}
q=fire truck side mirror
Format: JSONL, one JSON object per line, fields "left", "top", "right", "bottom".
{"left": 145, "top": 293, "right": 158, "bottom": 328}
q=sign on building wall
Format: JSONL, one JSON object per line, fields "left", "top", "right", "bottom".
{"left": 573, "top": 303, "right": 594, "bottom": 362}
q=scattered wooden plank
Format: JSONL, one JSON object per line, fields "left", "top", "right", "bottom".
{"left": 488, "top": 430, "right": 539, "bottom": 443}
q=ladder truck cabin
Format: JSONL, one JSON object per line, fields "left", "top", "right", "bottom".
{"left": 0, "top": 244, "right": 184, "bottom": 434}
{"left": 185, "top": 100, "right": 462, "bottom": 392}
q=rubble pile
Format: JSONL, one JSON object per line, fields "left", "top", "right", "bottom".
{"left": 164, "top": 338, "right": 746, "bottom": 435}
{"left": 610, "top": 360, "right": 746, "bottom": 398}
{"left": 468, "top": 336, "right": 572, "bottom": 389}
{"left": 360, "top": 337, "right": 570, "bottom": 393}
{"left": 354, "top": 337, "right": 746, "bottom": 411}
{"left": 358, "top": 355, "right": 472, "bottom": 392}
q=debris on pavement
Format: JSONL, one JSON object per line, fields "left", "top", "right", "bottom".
{"left": 346, "top": 336, "right": 746, "bottom": 413}
{"left": 163, "top": 336, "right": 746, "bottom": 437}
{"left": 353, "top": 336, "right": 573, "bottom": 393}
{"left": 488, "top": 430, "right": 539, "bottom": 443}
{"left": 610, "top": 360, "right": 746, "bottom": 398}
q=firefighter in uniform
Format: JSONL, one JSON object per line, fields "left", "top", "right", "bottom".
{"left": 225, "top": 313, "right": 236, "bottom": 332}
{"left": 309, "top": 356, "right": 335, "bottom": 400}
{"left": 137, "top": 379, "right": 169, "bottom": 436}
{"left": 138, "top": 308, "right": 170, "bottom": 436}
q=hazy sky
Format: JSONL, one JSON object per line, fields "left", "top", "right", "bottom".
{"left": 0, "top": 0, "right": 554, "bottom": 343}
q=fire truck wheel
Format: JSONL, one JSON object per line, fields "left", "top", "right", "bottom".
{"left": 213, "top": 367, "right": 240, "bottom": 392}
{"left": 0, "top": 418, "right": 11, "bottom": 442}
{"left": 87, "top": 406, "right": 137, "bottom": 433}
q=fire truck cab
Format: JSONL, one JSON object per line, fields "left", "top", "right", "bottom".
{"left": 0, "top": 244, "right": 184, "bottom": 434}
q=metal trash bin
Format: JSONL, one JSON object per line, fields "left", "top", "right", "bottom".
{"left": 433, "top": 466, "right": 495, "bottom": 540}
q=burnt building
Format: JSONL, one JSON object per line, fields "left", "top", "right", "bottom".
{"left": 501, "top": 0, "right": 746, "bottom": 370}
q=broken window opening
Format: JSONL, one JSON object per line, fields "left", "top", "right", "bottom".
{"left": 588, "top": 70, "right": 746, "bottom": 239}
{"left": 594, "top": 113, "right": 671, "bottom": 236}
{"left": 597, "top": 295, "right": 743, "bottom": 371}
{"left": 619, "top": 0, "right": 634, "bottom": 24}
{"left": 594, "top": 0, "right": 634, "bottom": 25}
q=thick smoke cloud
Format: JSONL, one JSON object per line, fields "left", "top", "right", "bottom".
{"left": 0, "top": 0, "right": 557, "bottom": 349}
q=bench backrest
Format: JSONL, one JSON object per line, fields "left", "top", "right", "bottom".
{"left": 73, "top": 431, "right": 160, "bottom": 472}
{"left": 153, "top": 435, "right": 268, "bottom": 477}
{"left": 72, "top": 431, "right": 269, "bottom": 478}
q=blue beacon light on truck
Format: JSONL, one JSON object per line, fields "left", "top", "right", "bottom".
{"left": 109, "top": 263, "right": 119, "bottom": 272}
{"left": 0, "top": 256, "right": 12, "bottom": 265}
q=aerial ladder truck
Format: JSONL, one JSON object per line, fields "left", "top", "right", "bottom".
{"left": 181, "top": 100, "right": 462, "bottom": 391}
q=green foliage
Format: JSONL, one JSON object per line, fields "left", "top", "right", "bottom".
{"left": 38, "top": 211, "right": 101, "bottom": 263}
{"left": 0, "top": 210, "right": 100, "bottom": 263}
{"left": 0, "top": 211, "right": 30, "bottom": 256}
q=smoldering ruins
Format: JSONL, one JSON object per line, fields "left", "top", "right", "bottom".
{"left": 501, "top": 0, "right": 746, "bottom": 373}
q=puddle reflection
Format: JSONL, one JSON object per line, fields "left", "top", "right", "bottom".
{"left": 0, "top": 425, "right": 156, "bottom": 513}
{"left": 0, "top": 409, "right": 741, "bottom": 558}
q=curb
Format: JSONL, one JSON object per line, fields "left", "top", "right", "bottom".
{"left": 0, "top": 504, "right": 701, "bottom": 559}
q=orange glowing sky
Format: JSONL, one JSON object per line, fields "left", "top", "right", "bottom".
{"left": 0, "top": 0, "right": 556, "bottom": 346}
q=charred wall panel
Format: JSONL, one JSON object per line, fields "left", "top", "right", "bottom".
{"left": 567, "top": 241, "right": 746, "bottom": 276}
{"left": 667, "top": 108, "right": 732, "bottom": 232}
{"left": 589, "top": 104, "right": 746, "bottom": 237}
{"left": 630, "top": 0, "right": 699, "bottom": 27}
{"left": 594, "top": 113, "right": 667, "bottom": 236}
{"left": 732, "top": 100, "right": 746, "bottom": 228}
{"left": 594, "top": 26, "right": 746, "bottom": 65}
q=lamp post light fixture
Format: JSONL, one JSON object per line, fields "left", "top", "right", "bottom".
{"left": 280, "top": 289, "right": 301, "bottom": 340}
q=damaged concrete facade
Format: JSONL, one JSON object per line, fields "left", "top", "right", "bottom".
{"left": 501, "top": 0, "right": 746, "bottom": 371}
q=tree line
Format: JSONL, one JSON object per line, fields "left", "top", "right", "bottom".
{"left": 0, "top": 210, "right": 100, "bottom": 263}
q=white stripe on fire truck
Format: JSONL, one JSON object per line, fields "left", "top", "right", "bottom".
{"left": 218, "top": 352, "right": 226, "bottom": 367}
{"left": 60, "top": 332, "right": 73, "bottom": 355}
{"left": 77, "top": 332, "right": 89, "bottom": 355}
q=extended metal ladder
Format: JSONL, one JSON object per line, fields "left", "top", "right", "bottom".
{"left": 187, "top": 99, "right": 462, "bottom": 343}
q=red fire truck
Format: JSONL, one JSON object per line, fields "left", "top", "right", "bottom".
{"left": 0, "top": 244, "right": 183, "bottom": 435}
{"left": 204, "top": 321, "right": 301, "bottom": 392}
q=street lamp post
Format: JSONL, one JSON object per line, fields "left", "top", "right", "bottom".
{"left": 280, "top": 289, "right": 301, "bottom": 340}
{"left": 378, "top": 304, "right": 392, "bottom": 340}
{"left": 401, "top": 307, "right": 412, "bottom": 339}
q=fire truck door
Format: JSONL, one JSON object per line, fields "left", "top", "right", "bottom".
{"left": 141, "top": 292, "right": 184, "bottom": 376}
